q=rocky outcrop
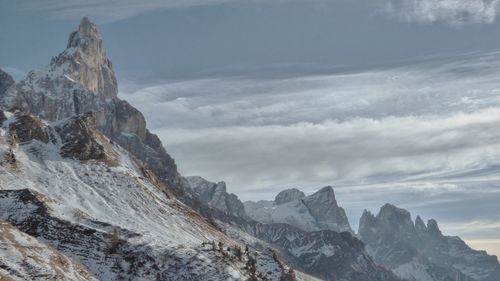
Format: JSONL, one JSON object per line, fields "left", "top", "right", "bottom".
{"left": 0, "top": 18, "right": 182, "bottom": 196}
{"left": 275, "top": 188, "right": 305, "bottom": 205}
{"left": 302, "top": 186, "right": 351, "bottom": 232}
{"left": 205, "top": 207, "right": 404, "bottom": 281}
{"left": 56, "top": 112, "right": 108, "bottom": 161}
{"left": 186, "top": 176, "right": 247, "bottom": 218}
{"left": 9, "top": 114, "right": 50, "bottom": 144}
{"left": 0, "top": 68, "right": 15, "bottom": 96}
{"left": 359, "top": 204, "right": 500, "bottom": 281}
{"left": 244, "top": 186, "right": 353, "bottom": 233}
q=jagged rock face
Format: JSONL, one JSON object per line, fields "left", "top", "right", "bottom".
{"left": 63, "top": 17, "right": 117, "bottom": 100}
{"left": 208, "top": 209, "right": 404, "bottom": 281}
{"left": 275, "top": 188, "right": 305, "bottom": 205}
{"left": 186, "top": 176, "right": 247, "bottom": 218}
{"left": 359, "top": 204, "right": 500, "bottom": 281}
{"left": 302, "top": 186, "right": 351, "bottom": 232}
{"left": 0, "top": 68, "right": 15, "bottom": 96}
{"left": 9, "top": 114, "right": 50, "bottom": 144}
{"left": 0, "top": 18, "right": 182, "bottom": 196}
{"left": 244, "top": 186, "right": 353, "bottom": 233}
{"left": 56, "top": 112, "right": 108, "bottom": 161}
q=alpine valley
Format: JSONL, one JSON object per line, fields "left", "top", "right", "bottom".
{"left": 0, "top": 18, "right": 498, "bottom": 281}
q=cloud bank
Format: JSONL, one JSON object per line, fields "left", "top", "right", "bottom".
{"left": 120, "top": 52, "right": 500, "bottom": 256}
{"left": 23, "top": 0, "right": 237, "bottom": 23}
{"left": 381, "top": 0, "right": 500, "bottom": 25}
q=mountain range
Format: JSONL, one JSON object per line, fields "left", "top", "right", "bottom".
{"left": 0, "top": 17, "right": 498, "bottom": 281}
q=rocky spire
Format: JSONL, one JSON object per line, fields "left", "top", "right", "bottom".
{"left": 274, "top": 188, "right": 305, "bottom": 205}
{"left": 0, "top": 69, "right": 14, "bottom": 97}
{"left": 415, "top": 215, "right": 427, "bottom": 233}
{"left": 427, "top": 219, "right": 442, "bottom": 236}
{"left": 52, "top": 16, "right": 118, "bottom": 100}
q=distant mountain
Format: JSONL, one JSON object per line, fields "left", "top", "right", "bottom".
{"left": 244, "top": 186, "right": 352, "bottom": 233}
{"left": 359, "top": 204, "right": 500, "bottom": 281}
{"left": 190, "top": 177, "right": 402, "bottom": 280}
{"left": 186, "top": 176, "right": 248, "bottom": 218}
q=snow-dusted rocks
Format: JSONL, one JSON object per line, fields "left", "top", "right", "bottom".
{"left": 0, "top": 220, "right": 98, "bottom": 281}
{"left": 244, "top": 186, "right": 352, "bottom": 233}
{"left": 0, "top": 69, "right": 15, "bottom": 96}
{"left": 359, "top": 204, "right": 500, "bottom": 281}
{"left": 0, "top": 17, "right": 181, "bottom": 194}
{"left": 0, "top": 112, "right": 311, "bottom": 281}
{"left": 186, "top": 176, "right": 247, "bottom": 218}
{"left": 9, "top": 114, "right": 50, "bottom": 144}
{"left": 56, "top": 112, "right": 110, "bottom": 161}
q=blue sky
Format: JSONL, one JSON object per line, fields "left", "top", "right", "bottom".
{"left": 2, "top": 0, "right": 500, "bottom": 257}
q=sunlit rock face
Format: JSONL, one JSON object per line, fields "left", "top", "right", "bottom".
{"left": 359, "top": 204, "right": 500, "bottom": 281}
{"left": 0, "top": 17, "right": 181, "bottom": 193}
{"left": 65, "top": 17, "right": 118, "bottom": 100}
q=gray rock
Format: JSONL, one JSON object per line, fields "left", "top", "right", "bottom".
{"left": 302, "top": 186, "right": 352, "bottom": 232}
{"left": 0, "top": 69, "right": 15, "bottom": 96}
{"left": 245, "top": 186, "right": 353, "bottom": 233}
{"left": 275, "top": 188, "right": 305, "bottom": 205}
{"left": 186, "top": 176, "right": 247, "bottom": 218}
{"left": 359, "top": 204, "right": 500, "bottom": 281}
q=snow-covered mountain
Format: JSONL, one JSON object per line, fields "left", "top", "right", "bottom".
{"left": 188, "top": 177, "right": 402, "bottom": 280}
{"left": 0, "top": 17, "right": 182, "bottom": 197}
{"left": 244, "top": 186, "right": 352, "bottom": 233}
{"left": 0, "top": 18, "right": 319, "bottom": 281}
{"left": 359, "top": 204, "right": 500, "bottom": 281}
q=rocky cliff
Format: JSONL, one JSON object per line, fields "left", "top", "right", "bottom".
{"left": 0, "top": 17, "right": 181, "bottom": 196}
{"left": 244, "top": 186, "right": 352, "bottom": 233}
{"left": 186, "top": 176, "right": 247, "bottom": 218}
{"left": 359, "top": 204, "right": 500, "bottom": 281}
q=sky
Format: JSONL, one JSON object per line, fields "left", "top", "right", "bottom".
{"left": 1, "top": 0, "right": 500, "bottom": 258}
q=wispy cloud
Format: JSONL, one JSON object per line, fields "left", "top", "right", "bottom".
{"left": 23, "top": 0, "right": 239, "bottom": 23}
{"left": 120, "top": 52, "right": 500, "bottom": 254}
{"left": 380, "top": 0, "right": 500, "bottom": 25}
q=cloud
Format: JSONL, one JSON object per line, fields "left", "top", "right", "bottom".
{"left": 119, "top": 51, "right": 500, "bottom": 194}
{"left": 380, "top": 0, "right": 500, "bottom": 25}
{"left": 466, "top": 239, "right": 500, "bottom": 257}
{"left": 118, "top": 51, "right": 500, "bottom": 255}
{"left": 23, "top": 0, "right": 239, "bottom": 23}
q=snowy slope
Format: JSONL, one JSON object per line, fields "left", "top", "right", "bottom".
{"left": 0, "top": 112, "right": 315, "bottom": 281}
{"left": 0, "top": 220, "right": 97, "bottom": 281}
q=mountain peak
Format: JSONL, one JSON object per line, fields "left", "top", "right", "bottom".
{"left": 67, "top": 16, "right": 101, "bottom": 48}
{"left": 427, "top": 219, "right": 442, "bottom": 236}
{"left": 274, "top": 188, "right": 305, "bottom": 205}
{"left": 415, "top": 215, "right": 427, "bottom": 233}
{"left": 56, "top": 17, "right": 117, "bottom": 100}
